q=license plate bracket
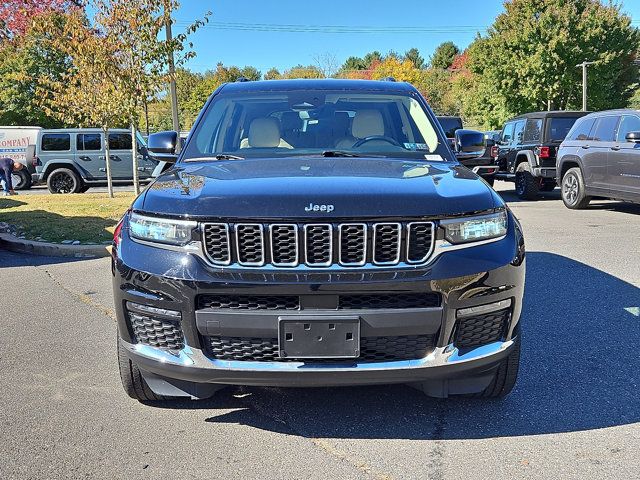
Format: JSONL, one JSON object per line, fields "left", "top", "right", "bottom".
{"left": 278, "top": 316, "right": 360, "bottom": 359}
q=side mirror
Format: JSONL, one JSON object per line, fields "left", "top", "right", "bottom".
{"left": 625, "top": 131, "right": 640, "bottom": 143}
{"left": 454, "top": 129, "right": 485, "bottom": 160}
{"left": 148, "top": 131, "right": 178, "bottom": 162}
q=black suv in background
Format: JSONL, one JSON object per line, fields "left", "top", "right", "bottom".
{"left": 436, "top": 116, "right": 498, "bottom": 185}
{"left": 494, "top": 111, "right": 588, "bottom": 199}
{"left": 112, "top": 79, "right": 525, "bottom": 403}
{"left": 557, "top": 109, "right": 640, "bottom": 209}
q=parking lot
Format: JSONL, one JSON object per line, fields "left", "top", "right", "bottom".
{"left": 1, "top": 181, "right": 639, "bottom": 480}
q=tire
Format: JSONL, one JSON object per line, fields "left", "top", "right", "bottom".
{"left": 514, "top": 162, "right": 539, "bottom": 200}
{"left": 11, "top": 169, "right": 32, "bottom": 190}
{"left": 469, "top": 336, "right": 521, "bottom": 398}
{"left": 561, "top": 167, "right": 591, "bottom": 209}
{"left": 47, "top": 168, "right": 82, "bottom": 194}
{"left": 117, "top": 334, "right": 178, "bottom": 402}
{"left": 540, "top": 181, "right": 556, "bottom": 192}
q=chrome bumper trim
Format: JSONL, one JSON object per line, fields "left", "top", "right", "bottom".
{"left": 124, "top": 339, "right": 514, "bottom": 372}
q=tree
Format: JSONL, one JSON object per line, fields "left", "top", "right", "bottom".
{"left": 280, "top": 64, "right": 324, "bottom": 79}
{"left": 264, "top": 67, "right": 281, "bottom": 80}
{"left": 404, "top": 48, "right": 425, "bottom": 69}
{"left": 430, "top": 41, "right": 460, "bottom": 70}
{"left": 0, "top": 0, "right": 81, "bottom": 38}
{"left": 370, "top": 57, "right": 420, "bottom": 84}
{"left": 336, "top": 56, "right": 367, "bottom": 77}
{"left": 0, "top": 11, "right": 72, "bottom": 127}
{"left": 463, "top": 0, "right": 639, "bottom": 128}
{"left": 96, "top": 0, "right": 209, "bottom": 194}
{"left": 37, "top": 9, "right": 129, "bottom": 197}
{"left": 363, "top": 51, "right": 383, "bottom": 68}
{"left": 313, "top": 52, "right": 339, "bottom": 78}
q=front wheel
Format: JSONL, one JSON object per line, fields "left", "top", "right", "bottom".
{"left": 469, "top": 336, "right": 521, "bottom": 398}
{"left": 561, "top": 167, "right": 591, "bottom": 209}
{"left": 47, "top": 168, "right": 82, "bottom": 194}
{"left": 117, "top": 335, "right": 178, "bottom": 402}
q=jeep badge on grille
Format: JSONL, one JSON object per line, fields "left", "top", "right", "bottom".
{"left": 305, "top": 203, "right": 335, "bottom": 213}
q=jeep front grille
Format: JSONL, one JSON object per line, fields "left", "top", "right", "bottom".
{"left": 202, "top": 221, "right": 434, "bottom": 268}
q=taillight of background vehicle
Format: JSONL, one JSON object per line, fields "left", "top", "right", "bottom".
{"left": 490, "top": 145, "right": 498, "bottom": 158}
{"left": 32, "top": 155, "right": 40, "bottom": 167}
{"left": 535, "top": 146, "right": 551, "bottom": 158}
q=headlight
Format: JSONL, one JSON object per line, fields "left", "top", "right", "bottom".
{"left": 442, "top": 211, "right": 507, "bottom": 244}
{"left": 129, "top": 212, "right": 196, "bottom": 246}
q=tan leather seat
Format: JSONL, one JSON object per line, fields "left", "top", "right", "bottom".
{"left": 335, "top": 110, "right": 386, "bottom": 149}
{"left": 240, "top": 117, "right": 292, "bottom": 149}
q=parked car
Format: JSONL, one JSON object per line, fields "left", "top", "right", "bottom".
{"left": 112, "top": 79, "right": 525, "bottom": 403}
{"left": 30, "top": 128, "right": 157, "bottom": 193}
{"left": 0, "top": 125, "right": 42, "bottom": 190}
{"left": 557, "top": 109, "right": 640, "bottom": 209}
{"left": 493, "top": 111, "right": 589, "bottom": 199}
{"left": 436, "top": 116, "right": 498, "bottom": 185}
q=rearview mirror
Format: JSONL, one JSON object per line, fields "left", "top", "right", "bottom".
{"left": 148, "top": 130, "right": 179, "bottom": 162}
{"left": 625, "top": 131, "right": 640, "bottom": 143}
{"left": 454, "top": 129, "right": 485, "bottom": 160}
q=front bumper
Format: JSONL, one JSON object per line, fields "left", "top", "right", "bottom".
{"left": 112, "top": 211, "right": 525, "bottom": 394}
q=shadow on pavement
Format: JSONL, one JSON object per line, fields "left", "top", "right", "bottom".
{"left": 0, "top": 249, "right": 93, "bottom": 267}
{"left": 155, "top": 251, "right": 640, "bottom": 439}
{"left": 497, "top": 188, "right": 561, "bottom": 203}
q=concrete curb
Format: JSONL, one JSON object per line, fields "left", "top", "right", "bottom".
{"left": 0, "top": 233, "right": 112, "bottom": 258}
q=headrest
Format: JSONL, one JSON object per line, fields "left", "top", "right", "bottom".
{"left": 352, "top": 110, "right": 384, "bottom": 138}
{"left": 248, "top": 117, "right": 281, "bottom": 148}
{"left": 333, "top": 112, "right": 350, "bottom": 134}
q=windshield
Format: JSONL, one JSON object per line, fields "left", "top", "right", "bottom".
{"left": 183, "top": 89, "right": 444, "bottom": 160}
{"left": 548, "top": 117, "right": 581, "bottom": 142}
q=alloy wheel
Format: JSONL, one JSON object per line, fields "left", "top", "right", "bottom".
{"left": 562, "top": 173, "right": 578, "bottom": 205}
{"left": 50, "top": 172, "right": 74, "bottom": 193}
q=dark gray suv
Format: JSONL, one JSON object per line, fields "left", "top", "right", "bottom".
{"left": 557, "top": 109, "right": 640, "bottom": 209}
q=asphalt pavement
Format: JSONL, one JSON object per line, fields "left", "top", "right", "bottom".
{"left": 1, "top": 181, "right": 639, "bottom": 480}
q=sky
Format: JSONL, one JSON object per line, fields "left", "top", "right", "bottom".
{"left": 173, "top": 0, "right": 640, "bottom": 75}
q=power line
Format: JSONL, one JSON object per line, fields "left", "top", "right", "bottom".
{"left": 173, "top": 21, "right": 487, "bottom": 34}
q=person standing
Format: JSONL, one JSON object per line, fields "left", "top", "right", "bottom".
{"left": 0, "top": 157, "right": 24, "bottom": 196}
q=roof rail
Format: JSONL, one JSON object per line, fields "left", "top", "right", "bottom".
{"left": 379, "top": 77, "right": 396, "bottom": 82}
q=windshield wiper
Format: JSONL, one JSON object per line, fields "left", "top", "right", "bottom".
{"left": 184, "top": 154, "right": 245, "bottom": 162}
{"left": 321, "top": 150, "right": 361, "bottom": 157}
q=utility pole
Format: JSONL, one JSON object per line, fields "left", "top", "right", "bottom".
{"left": 576, "top": 61, "right": 596, "bottom": 111}
{"left": 164, "top": 1, "right": 180, "bottom": 138}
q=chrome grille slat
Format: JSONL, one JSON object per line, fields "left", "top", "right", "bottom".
{"left": 406, "top": 222, "right": 435, "bottom": 264}
{"left": 270, "top": 224, "right": 299, "bottom": 267}
{"left": 201, "top": 221, "right": 435, "bottom": 268}
{"left": 235, "top": 224, "right": 265, "bottom": 266}
{"left": 338, "top": 223, "right": 367, "bottom": 266}
{"left": 304, "top": 224, "right": 333, "bottom": 266}
{"left": 373, "top": 223, "right": 402, "bottom": 265}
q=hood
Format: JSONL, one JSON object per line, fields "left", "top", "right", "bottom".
{"left": 138, "top": 156, "right": 499, "bottom": 219}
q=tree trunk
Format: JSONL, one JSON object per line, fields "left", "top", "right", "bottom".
{"left": 103, "top": 126, "right": 114, "bottom": 198}
{"left": 131, "top": 122, "right": 140, "bottom": 195}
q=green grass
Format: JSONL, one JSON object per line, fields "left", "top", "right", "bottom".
{"left": 0, "top": 193, "right": 135, "bottom": 244}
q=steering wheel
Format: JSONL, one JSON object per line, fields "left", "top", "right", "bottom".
{"left": 352, "top": 135, "right": 402, "bottom": 148}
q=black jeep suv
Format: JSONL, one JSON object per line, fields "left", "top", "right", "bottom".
{"left": 494, "top": 111, "right": 588, "bottom": 199}
{"left": 112, "top": 79, "right": 525, "bottom": 402}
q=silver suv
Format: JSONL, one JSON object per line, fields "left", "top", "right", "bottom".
{"left": 557, "top": 109, "right": 640, "bottom": 208}
{"left": 31, "top": 128, "right": 157, "bottom": 193}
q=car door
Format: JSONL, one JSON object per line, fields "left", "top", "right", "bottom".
{"left": 76, "top": 132, "right": 105, "bottom": 180}
{"left": 497, "top": 122, "right": 515, "bottom": 171}
{"left": 39, "top": 132, "right": 72, "bottom": 173}
{"left": 107, "top": 132, "right": 133, "bottom": 179}
{"left": 582, "top": 115, "right": 619, "bottom": 192}
{"left": 508, "top": 120, "right": 526, "bottom": 172}
{"left": 611, "top": 114, "right": 640, "bottom": 197}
